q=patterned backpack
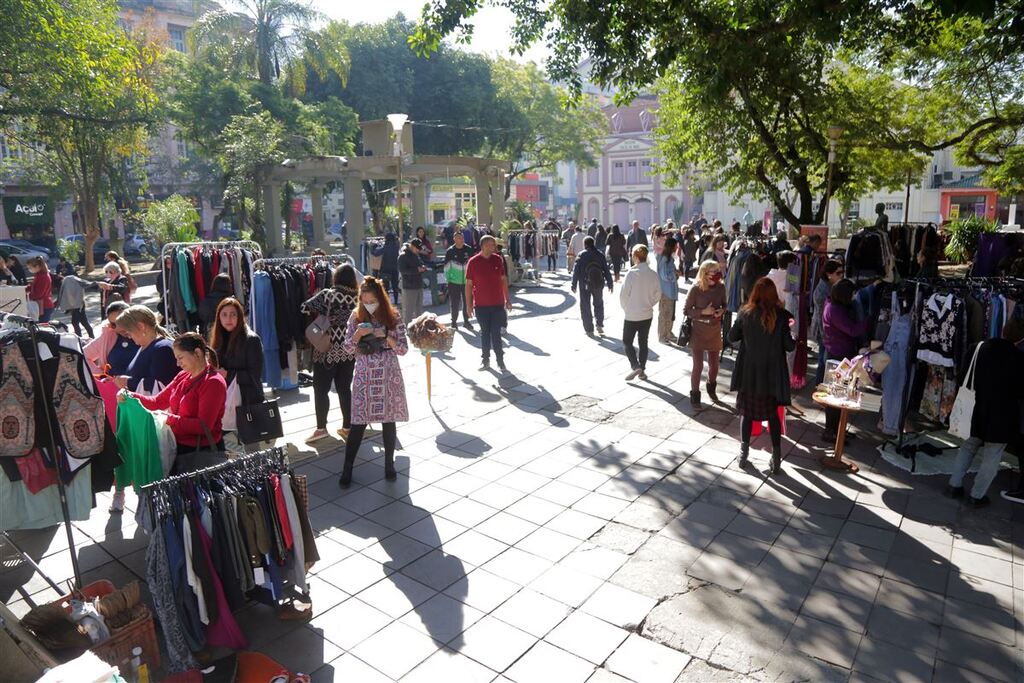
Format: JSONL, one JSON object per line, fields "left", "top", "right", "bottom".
{"left": 52, "top": 351, "right": 105, "bottom": 459}
{"left": 0, "top": 344, "right": 35, "bottom": 457}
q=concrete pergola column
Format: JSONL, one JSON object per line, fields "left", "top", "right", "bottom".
{"left": 343, "top": 174, "right": 366, "bottom": 247}
{"left": 411, "top": 182, "right": 427, "bottom": 235}
{"left": 475, "top": 173, "right": 492, "bottom": 226}
{"left": 490, "top": 171, "right": 506, "bottom": 227}
{"left": 310, "top": 183, "right": 327, "bottom": 250}
{"left": 262, "top": 182, "right": 283, "bottom": 255}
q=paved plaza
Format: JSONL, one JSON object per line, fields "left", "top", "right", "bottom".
{"left": 2, "top": 271, "right": 1023, "bottom": 682}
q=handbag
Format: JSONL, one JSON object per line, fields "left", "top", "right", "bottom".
{"left": 949, "top": 341, "right": 982, "bottom": 440}
{"left": 235, "top": 399, "right": 284, "bottom": 445}
{"left": 677, "top": 318, "right": 693, "bottom": 347}
{"left": 173, "top": 420, "right": 226, "bottom": 474}
{"left": 305, "top": 313, "right": 332, "bottom": 354}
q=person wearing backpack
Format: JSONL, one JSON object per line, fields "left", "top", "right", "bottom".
{"left": 571, "top": 236, "right": 613, "bottom": 336}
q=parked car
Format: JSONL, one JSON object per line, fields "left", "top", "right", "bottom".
{"left": 327, "top": 222, "right": 346, "bottom": 244}
{"left": 0, "top": 239, "right": 53, "bottom": 257}
{"left": 123, "top": 233, "right": 151, "bottom": 257}
{"left": 61, "top": 235, "right": 111, "bottom": 265}
{"left": 0, "top": 242, "right": 57, "bottom": 268}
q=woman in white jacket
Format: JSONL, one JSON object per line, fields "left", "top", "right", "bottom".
{"left": 619, "top": 245, "right": 662, "bottom": 381}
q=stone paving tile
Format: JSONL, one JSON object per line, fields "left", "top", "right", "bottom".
{"left": 786, "top": 615, "right": 863, "bottom": 669}
{"left": 491, "top": 588, "right": 572, "bottom": 638}
{"left": 937, "top": 626, "right": 1022, "bottom": 680}
{"left": 401, "top": 647, "right": 496, "bottom": 683}
{"left": 866, "top": 604, "right": 940, "bottom": 656}
{"left": 457, "top": 614, "right": 538, "bottom": 673}
{"left": 398, "top": 591, "right": 486, "bottom": 645}
{"left": 800, "top": 587, "right": 874, "bottom": 634}
{"left": 545, "top": 610, "right": 631, "bottom": 665}
{"left": 505, "top": 640, "right": 596, "bottom": 683}
{"left": 851, "top": 636, "right": 936, "bottom": 683}
{"left": 604, "top": 633, "right": 691, "bottom": 683}
{"left": 580, "top": 581, "right": 658, "bottom": 629}
{"left": 350, "top": 621, "right": 440, "bottom": 680}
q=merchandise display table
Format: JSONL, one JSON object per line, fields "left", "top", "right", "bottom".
{"left": 812, "top": 391, "right": 861, "bottom": 473}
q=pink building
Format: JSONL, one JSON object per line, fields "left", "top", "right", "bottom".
{"left": 576, "top": 97, "right": 698, "bottom": 230}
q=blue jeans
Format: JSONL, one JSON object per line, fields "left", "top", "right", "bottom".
{"left": 40, "top": 307, "right": 54, "bottom": 322}
{"left": 814, "top": 342, "right": 828, "bottom": 386}
{"left": 950, "top": 438, "right": 1007, "bottom": 499}
{"left": 880, "top": 313, "right": 912, "bottom": 435}
{"left": 579, "top": 285, "right": 604, "bottom": 333}
{"left": 475, "top": 305, "right": 504, "bottom": 362}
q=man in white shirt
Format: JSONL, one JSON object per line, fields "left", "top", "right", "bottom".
{"left": 568, "top": 225, "right": 587, "bottom": 275}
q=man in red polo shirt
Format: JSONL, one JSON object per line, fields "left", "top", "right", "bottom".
{"left": 466, "top": 235, "right": 512, "bottom": 372}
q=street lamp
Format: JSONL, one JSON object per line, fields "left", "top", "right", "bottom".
{"left": 823, "top": 125, "right": 844, "bottom": 226}
{"left": 387, "top": 114, "right": 408, "bottom": 234}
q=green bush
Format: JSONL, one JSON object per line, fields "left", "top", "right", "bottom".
{"left": 138, "top": 194, "right": 199, "bottom": 247}
{"left": 944, "top": 215, "right": 997, "bottom": 265}
{"left": 57, "top": 238, "right": 82, "bottom": 264}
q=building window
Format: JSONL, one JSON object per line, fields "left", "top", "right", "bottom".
{"left": 640, "top": 159, "right": 652, "bottom": 179}
{"left": 625, "top": 160, "right": 638, "bottom": 184}
{"left": 612, "top": 161, "right": 624, "bottom": 185}
{"left": 175, "top": 134, "right": 191, "bottom": 160}
{"left": 585, "top": 167, "right": 599, "bottom": 186}
{"left": 168, "top": 25, "right": 186, "bottom": 53}
{"left": 0, "top": 133, "right": 9, "bottom": 160}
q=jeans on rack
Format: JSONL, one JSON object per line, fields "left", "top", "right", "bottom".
{"left": 880, "top": 313, "right": 912, "bottom": 435}
{"left": 949, "top": 437, "right": 1007, "bottom": 499}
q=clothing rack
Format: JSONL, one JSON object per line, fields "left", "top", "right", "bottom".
{"left": 0, "top": 311, "right": 81, "bottom": 589}
{"left": 159, "top": 240, "right": 263, "bottom": 324}
{"left": 251, "top": 253, "right": 355, "bottom": 271}
{"left": 139, "top": 446, "right": 287, "bottom": 494}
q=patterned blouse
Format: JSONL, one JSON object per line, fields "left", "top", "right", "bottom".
{"left": 300, "top": 287, "right": 359, "bottom": 365}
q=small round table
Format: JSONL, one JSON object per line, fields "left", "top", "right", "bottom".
{"left": 811, "top": 391, "right": 861, "bottom": 473}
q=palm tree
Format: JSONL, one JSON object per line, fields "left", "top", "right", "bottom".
{"left": 189, "top": 0, "right": 348, "bottom": 91}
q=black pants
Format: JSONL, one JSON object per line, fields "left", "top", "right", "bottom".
{"left": 344, "top": 422, "right": 397, "bottom": 466}
{"left": 448, "top": 282, "right": 469, "bottom": 325}
{"left": 580, "top": 285, "right": 604, "bottom": 332}
{"left": 612, "top": 257, "right": 622, "bottom": 279}
{"left": 742, "top": 413, "right": 782, "bottom": 451}
{"left": 380, "top": 271, "right": 400, "bottom": 303}
{"left": 312, "top": 359, "right": 355, "bottom": 430}
{"left": 69, "top": 308, "right": 93, "bottom": 338}
{"left": 824, "top": 353, "right": 844, "bottom": 433}
{"left": 475, "top": 305, "right": 504, "bottom": 362}
{"left": 622, "top": 318, "right": 652, "bottom": 370}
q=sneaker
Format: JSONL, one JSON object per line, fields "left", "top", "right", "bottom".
{"left": 625, "top": 368, "right": 641, "bottom": 381}
{"left": 968, "top": 495, "right": 990, "bottom": 509}
{"left": 108, "top": 490, "right": 125, "bottom": 514}
{"left": 497, "top": 360, "right": 508, "bottom": 373}
{"left": 638, "top": 371, "right": 648, "bottom": 381}
{"left": 1000, "top": 489, "right": 1024, "bottom": 504}
{"left": 336, "top": 427, "right": 350, "bottom": 441}
{"left": 479, "top": 359, "right": 490, "bottom": 370}
{"left": 596, "top": 327, "right": 604, "bottom": 335}
{"left": 305, "top": 428, "right": 329, "bottom": 444}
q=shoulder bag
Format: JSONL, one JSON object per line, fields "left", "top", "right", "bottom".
{"left": 948, "top": 342, "right": 982, "bottom": 440}
{"left": 236, "top": 398, "right": 283, "bottom": 445}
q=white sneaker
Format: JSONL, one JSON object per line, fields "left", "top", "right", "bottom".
{"left": 109, "top": 490, "right": 125, "bottom": 514}
{"left": 625, "top": 368, "right": 641, "bottom": 381}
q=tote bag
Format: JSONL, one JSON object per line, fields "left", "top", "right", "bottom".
{"left": 222, "top": 379, "right": 241, "bottom": 431}
{"left": 949, "top": 342, "right": 982, "bottom": 440}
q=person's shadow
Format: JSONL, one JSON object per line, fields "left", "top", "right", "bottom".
{"left": 348, "top": 455, "right": 469, "bottom": 647}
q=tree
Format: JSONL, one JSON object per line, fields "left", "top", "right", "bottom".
{"left": 189, "top": 0, "right": 338, "bottom": 88}
{"left": 138, "top": 194, "right": 200, "bottom": 247}
{"left": 220, "top": 111, "right": 287, "bottom": 245}
{"left": 487, "top": 59, "right": 605, "bottom": 199}
{"left": 1, "top": 0, "right": 157, "bottom": 270}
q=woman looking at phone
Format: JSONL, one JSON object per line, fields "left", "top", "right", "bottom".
{"left": 684, "top": 260, "right": 728, "bottom": 406}
{"left": 338, "top": 277, "right": 409, "bottom": 487}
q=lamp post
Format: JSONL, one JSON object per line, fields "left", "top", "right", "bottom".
{"left": 823, "top": 125, "right": 844, "bottom": 226}
{"left": 387, "top": 114, "right": 408, "bottom": 234}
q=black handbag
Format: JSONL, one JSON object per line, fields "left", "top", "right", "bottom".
{"left": 173, "top": 420, "right": 226, "bottom": 474}
{"left": 677, "top": 318, "right": 693, "bottom": 346}
{"left": 235, "top": 399, "right": 284, "bottom": 445}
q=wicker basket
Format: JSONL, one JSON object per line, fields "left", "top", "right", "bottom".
{"left": 51, "top": 580, "right": 161, "bottom": 673}
{"left": 415, "top": 328, "right": 454, "bottom": 354}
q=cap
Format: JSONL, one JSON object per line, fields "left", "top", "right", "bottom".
{"left": 409, "top": 238, "right": 423, "bottom": 249}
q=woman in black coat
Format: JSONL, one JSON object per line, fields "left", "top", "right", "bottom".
{"left": 198, "top": 273, "right": 235, "bottom": 334}
{"left": 208, "top": 297, "right": 265, "bottom": 452}
{"left": 728, "top": 276, "right": 796, "bottom": 474}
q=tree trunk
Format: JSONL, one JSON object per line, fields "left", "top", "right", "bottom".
{"left": 82, "top": 194, "right": 101, "bottom": 273}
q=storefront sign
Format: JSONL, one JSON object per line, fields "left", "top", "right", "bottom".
{"left": 948, "top": 204, "right": 960, "bottom": 219}
{"left": 3, "top": 196, "right": 54, "bottom": 225}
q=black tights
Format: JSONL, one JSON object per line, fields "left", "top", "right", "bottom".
{"left": 344, "top": 422, "right": 397, "bottom": 467}
{"left": 70, "top": 308, "right": 94, "bottom": 338}
{"left": 741, "top": 413, "right": 782, "bottom": 451}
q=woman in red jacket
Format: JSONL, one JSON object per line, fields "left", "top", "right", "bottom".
{"left": 130, "top": 332, "right": 228, "bottom": 455}
{"left": 25, "top": 256, "right": 54, "bottom": 322}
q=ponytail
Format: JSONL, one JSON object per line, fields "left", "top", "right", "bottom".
{"left": 174, "top": 332, "right": 220, "bottom": 369}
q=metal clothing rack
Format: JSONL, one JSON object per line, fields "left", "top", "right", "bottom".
{"left": 139, "top": 446, "right": 287, "bottom": 495}
{"left": 0, "top": 311, "right": 82, "bottom": 589}
{"left": 251, "top": 253, "right": 355, "bottom": 271}
{"left": 159, "top": 240, "right": 263, "bottom": 327}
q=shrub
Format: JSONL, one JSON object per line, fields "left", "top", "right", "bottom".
{"left": 944, "top": 215, "right": 997, "bottom": 265}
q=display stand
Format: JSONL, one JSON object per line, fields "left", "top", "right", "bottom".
{"left": 159, "top": 240, "right": 263, "bottom": 330}
{"left": 0, "top": 313, "right": 83, "bottom": 589}
{"left": 812, "top": 391, "right": 861, "bottom": 473}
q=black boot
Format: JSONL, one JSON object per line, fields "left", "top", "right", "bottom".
{"left": 690, "top": 390, "right": 701, "bottom": 407}
{"left": 739, "top": 442, "right": 749, "bottom": 467}
{"left": 384, "top": 452, "right": 397, "bottom": 481}
{"left": 706, "top": 382, "right": 719, "bottom": 403}
{"left": 338, "top": 460, "right": 354, "bottom": 489}
{"left": 770, "top": 448, "right": 782, "bottom": 475}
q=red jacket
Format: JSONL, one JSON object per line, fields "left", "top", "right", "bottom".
{"left": 136, "top": 367, "right": 227, "bottom": 447}
{"left": 27, "top": 270, "right": 53, "bottom": 310}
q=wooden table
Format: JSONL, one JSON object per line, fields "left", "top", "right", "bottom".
{"left": 812, "top": 391, "right": 861, "bottom": 473}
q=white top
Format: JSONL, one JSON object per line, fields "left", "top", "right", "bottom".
{"left": 568, "top": 231, "right": 587, "bottom": 256}
{"left": 619, "top": 262, "right": 662, "bottom": 321}
{"left": 767, "top": 268, "right": 788, "bottom": 296}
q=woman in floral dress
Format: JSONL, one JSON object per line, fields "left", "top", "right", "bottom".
{"left": 339, "top": 276, "right": 409, "bottom": 487}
